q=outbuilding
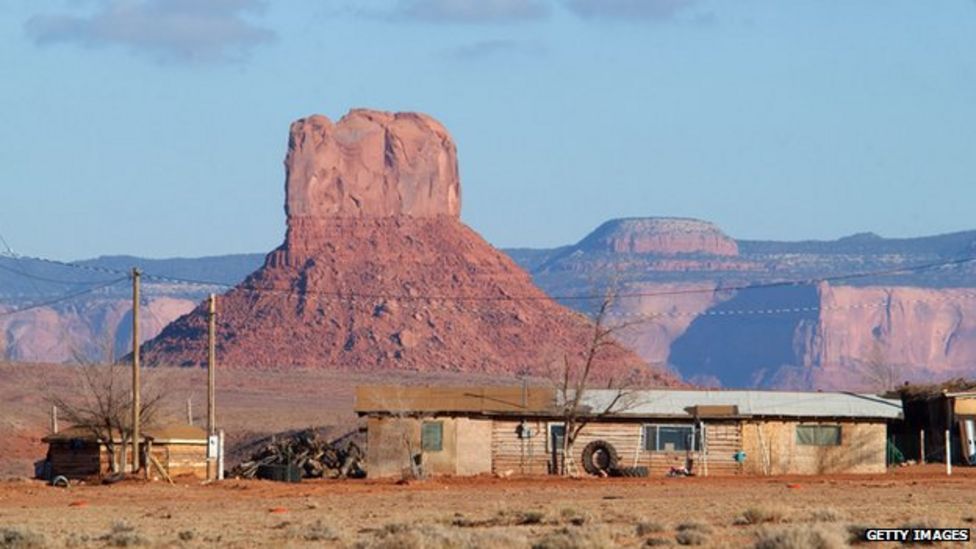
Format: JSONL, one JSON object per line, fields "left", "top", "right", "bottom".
{"left": 355, "top": 386, "right": 903, "bottom": 478}
{"left": 41, "top": 423, "right": 208, "bottom": 480}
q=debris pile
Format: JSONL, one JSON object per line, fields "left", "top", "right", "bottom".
{"left": 230, "top": 430, "right": 365, "bottom": 479}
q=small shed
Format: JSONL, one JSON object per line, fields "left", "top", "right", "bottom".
{"left": 41, "top": 423, "right": 208, "bottom": 480}
{"left": 144, "top": 424, "right": 209, "bottom": 479}
{"left": 356, "top": 386, "right": 903, "bottom": 478}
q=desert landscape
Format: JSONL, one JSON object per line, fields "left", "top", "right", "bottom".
{"left": 5, "top": 1, "right": 976, "bottom": 547}
{"left": 2, "top": 468, "right": 974, "bottom": 547}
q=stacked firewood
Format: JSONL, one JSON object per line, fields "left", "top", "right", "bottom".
{"left": 230, "top": 429, "right": 365, "bottom": 479}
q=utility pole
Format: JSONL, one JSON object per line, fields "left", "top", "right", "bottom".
{"left": 131, "top": 267, "right": 141, "bottom": 473}
{"left": 207, "top": 293, "right": 217, "bottom": 481}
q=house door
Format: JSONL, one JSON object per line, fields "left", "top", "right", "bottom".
{"left": 548, "top": 423, "right": 565, "bottom": 475}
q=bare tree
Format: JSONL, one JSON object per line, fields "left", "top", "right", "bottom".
{"left": 551, "top": 289, "right": 646, "bottom": 476}
{"left": 857, "top": 342, "right": 905, "bottom": 393}
{"left": 49, "top": 353, "right": 168, "bottom": 474}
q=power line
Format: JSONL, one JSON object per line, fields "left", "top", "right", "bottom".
{"left": 4, "top": 251, "right": 976, "bottom": 304}
{"left": 0, "top": 278, "right": 128, "bottom": 318}
{"left": 0, "top": 260, "right": 118, "bottom": 285}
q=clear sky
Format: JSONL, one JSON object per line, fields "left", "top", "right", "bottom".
{"left": 2, "top": 0, "right": 975, "bottom": 260}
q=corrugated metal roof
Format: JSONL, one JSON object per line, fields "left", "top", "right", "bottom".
{"left": 355, "top": 386, "right": 555, "bottom": 414}
{"left": 573, "top": 390, "right": 903, "bottom": 420}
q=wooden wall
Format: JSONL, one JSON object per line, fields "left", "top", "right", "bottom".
{"left": 492, "top": 419, "right": 550, "bottom": 475}
{"left": 48, "top": 442, "right": 102, "bottom": 478}
{"left": 368, "top": 415, "right": 889, "bottom": 477}
{"left": 491, "top": 418, "right": 744, "bottom": 477}
{"left": 149, "top": 444, "right": 207, "bottom": 479}
{"left": 740, "top": 420, "right": 887, "bottom": 475}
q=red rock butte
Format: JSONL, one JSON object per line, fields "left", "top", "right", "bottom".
{"left": 141, "top": 109, "right": 678, "bottom": 385}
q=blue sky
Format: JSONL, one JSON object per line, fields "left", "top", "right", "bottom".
{"left": 2, "top": 0, "right": 975, "bottom": 260}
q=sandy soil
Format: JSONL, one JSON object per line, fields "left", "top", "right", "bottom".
{"left": 0, "top": 467, "right": 974, "bottom": 547}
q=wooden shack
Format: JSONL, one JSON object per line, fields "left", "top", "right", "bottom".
{"left": 41, "top": 423, "right": 208, "bottom": 480}
{"left": 356, "top": 387, "right": 903, "bottom": 478}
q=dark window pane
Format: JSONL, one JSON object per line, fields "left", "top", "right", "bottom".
{"left": 421, "top": 421, "right": 443, "bottom": 452}
{"left": 550, "top": 424, "right": 565, "bottom": 453}
{"left": 643, "top": 425, "right": 657, "bottom": 451}
{"left": 796, "top": 425, "right": 841, "bottom": 446}
{"left": 658, "top": 426, "right": 693, "bottom": 451}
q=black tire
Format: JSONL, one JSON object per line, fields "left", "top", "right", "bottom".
{"left": 610, "top": 466, "right": 649, "bottom": 478}
{"left": 581, "top": 440, "right": 619, "bottom": 476}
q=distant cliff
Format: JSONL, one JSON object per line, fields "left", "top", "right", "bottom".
{"left": 516, "top": 218, "right": 976, "bottom": 390}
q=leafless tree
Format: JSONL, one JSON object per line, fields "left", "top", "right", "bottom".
{"left": 551, "top": 288, "right": 646, "bottom": 476}
{"left": 50, "top": 335, "right": 169, "bottom": 473}
{"left": 857, "top": 342, "right": 905, "bottom": 393}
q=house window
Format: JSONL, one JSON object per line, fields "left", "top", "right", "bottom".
{"left": 643, "top": 425, "right": 697, "bottom": 452}
{"left": 796, "top": 425, "right": 841, "bottom": 446}
{"left": 421, "top": 421, "right": 443, "bottom": 452}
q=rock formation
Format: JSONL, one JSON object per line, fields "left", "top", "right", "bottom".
{"left": 141, "top": 109, "right": 675, "bottom": 384}
{"left": 577, "top": 218, "right": 739, "bottom": 256}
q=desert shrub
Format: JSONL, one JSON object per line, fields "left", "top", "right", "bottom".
{"left": 101, "top": 521, "right": 150, "bottom": 547}
{"left": 808, "top": 509, "right": 841, "bottom": 523}
{"left": 636, "top": 520, "right": 665, "bottom": 536}
{"left": 559, "top": 508, "right": 591, "bottom": 526}
{"left": 516, "top": 511, "right": 546, "bottom": 525}
{"left": 532, "top": 526, "right": 615, "bottom": 549}
{"left": 754, "top": 525, "right": 845, "bottom": 549}
{"left": 177, "top": 530, "right": 194, "bottom": 542}
{"left": 0, "top": 527, "right": 46, "bottom": 549}
{"left": 362, "top": 523, "right": 527, "bottom": 549}
{"left": 298, "top": 520, "right": 339, "bottom": 542}
{"left": 675, "top": 522, "right": 712, "bottom": 534}
{"left": 674, "top": 522, "right": 711, "bottom": 546}
{"left": 735, "top": 506, "right": 785, "bottom": 525}
{"left": 674, "top": 530, "right": 707, "bottom": 546}
{"left": 644, "top": 537, "right": 672, "bottom": 546}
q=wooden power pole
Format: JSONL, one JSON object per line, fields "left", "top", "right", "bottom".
{"left": 131, "top": 267, "right": 141, "bottom": 473}
{"left": 207, "top": 293, "right": 217, "bottom": 480}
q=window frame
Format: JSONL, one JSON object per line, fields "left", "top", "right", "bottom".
{"left": 642, "top": 423, "right": 698, "bottom": 452}
{"left": 421, "top": 420, "right": 444, "bottom": 452}
{"left": 795, "top": 424, "right": 842, "bottom": 447}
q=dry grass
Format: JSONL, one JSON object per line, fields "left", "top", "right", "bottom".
{"left": 359, "top": 523, "right": 529, "bottom": 549}
{"left": 735, "top": 506, "right": 785, "bottom": 525}
{"left": 806, "top": 509, "right": 842, "bottom": 523}
{"left": 532, "top": 526, "right": 616, "bottom": 549}
{"left": 99, "top": 520, "right": 151, "bottom": 547}
{"left": 753, "top": 525, "right": 845, "bottom": 549}
{"left": 674, "top": 522, "right": 712, "bottom": 546}
{"left": 0, "top": 527, "right": 46, "bottom": 549}
{"left": 635, "top": 520, "right": 666, "bottom": 536}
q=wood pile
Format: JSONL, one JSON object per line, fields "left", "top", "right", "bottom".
{"left": 230, "top": 429, "right": 364, "bottom": 479}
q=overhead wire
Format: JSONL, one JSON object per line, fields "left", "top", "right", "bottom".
{"left": 7, "top": 251, "right": 976, "bottom": 303}
{"left": 0, "top": 277, "right": 129, "bottom": 318}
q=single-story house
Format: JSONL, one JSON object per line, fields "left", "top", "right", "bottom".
{"left": 355, "top": 386, "right": 903, "bottom": 478}
{"left": 41, "top": 423, "right": 208, "bottom": 480}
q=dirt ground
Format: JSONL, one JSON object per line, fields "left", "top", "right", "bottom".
{"left": 0, "top": 467, "right": 974, "bottom": 548}
{"left": 3, "top": 363, "right": 975, "bottom": 547}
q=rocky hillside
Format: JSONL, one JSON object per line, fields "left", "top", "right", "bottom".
{"left": 138, "top": 110, "right": 673, "bottom": 385}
